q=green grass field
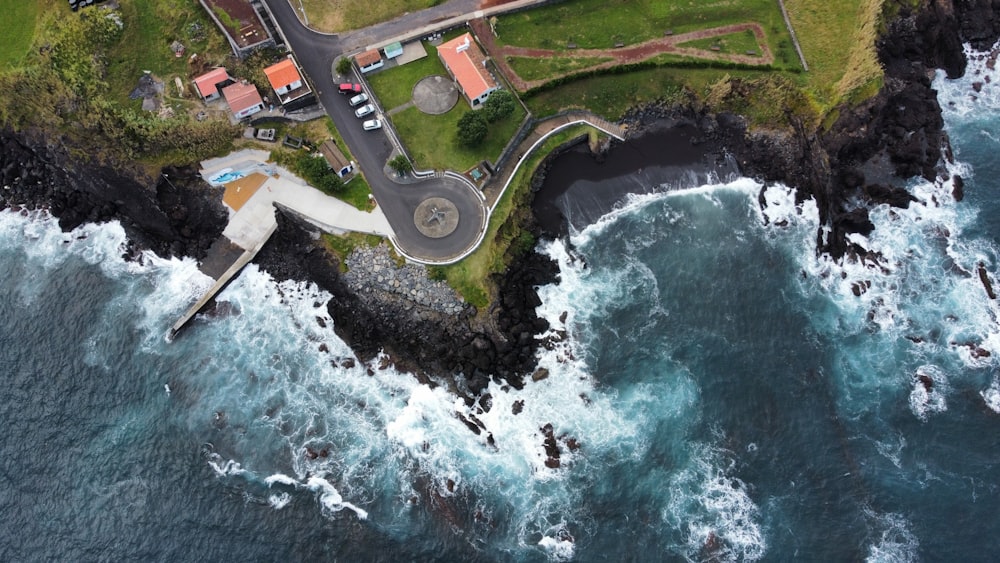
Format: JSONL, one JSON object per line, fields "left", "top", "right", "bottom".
{"left": 366, "top": 42, "right": 450, "bottom": 110}
{"left": 391, "top": 101, "right": 526, "bottom": 172}
{"left": 785, "top": 0, "right": 883, "bottom": 108}
{"left": 301, "top": 0, "right": 438, "bottom": 33}
{"left": 104, "top": 0, "right": 228, "bottom": 107}
{"left": 507, "top": 55, "right": 614, "bottom": 82}
{"left": 0, "top": 0, "right": 38, "bottom": 69}
{"left": 494, "top": 0, "right": 795, "bottom": 61}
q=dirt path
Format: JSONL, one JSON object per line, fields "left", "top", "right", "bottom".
{"left": 470, "top": 19, "right": 774, "bottom": 91}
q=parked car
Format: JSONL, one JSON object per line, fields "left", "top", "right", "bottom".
{"left": 354, "top": 104, "right": 375, "bottom": 118}
{"left": 362, "top": 119, "right": 382, "bottom": 131}
{"left": 349, "top": 93, "right": 368, "bottom": 107}
{"left": 338, "top": 83, "right": 362, "bottom": 95}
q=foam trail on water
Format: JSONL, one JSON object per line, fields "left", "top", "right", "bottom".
{"left": 865, "top": 510, "right": 919, "bottom": 563}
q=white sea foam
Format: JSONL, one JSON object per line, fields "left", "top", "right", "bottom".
{"left": 980, "top": 379, "right": 1000, "bottom": 413}
{"left": 268, "top": 492, "right": 291, "bottom": 510}
{"left": 264, "top": 473, "right": 299, "bottom": 487}
{"left": 908, "top": 365, "right": 949, "bottom": 421}
{"left": 865, "top": 510, "right": 919, "bottom": 563}
{"left": 538, "top": 528, "right": 575, "bottom": 562}
{"left": 305, "top": 476, "right": 368, "bottom": 520}
{"left": 663, "top": 443, "right": 766, "bottom": 562}
{"left": 937, "top": 41, "right": 1000, "bottom": 120}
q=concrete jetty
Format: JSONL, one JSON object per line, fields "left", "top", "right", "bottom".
{"left": 170, "top": 149, "right": 393, "bottom": 337}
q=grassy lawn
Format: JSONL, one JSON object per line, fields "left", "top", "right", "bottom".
{"left": 678, "top": 29, "right": 763, "bottom": 56}
{"left": 366, "top": 43, "right": 450, "bottom": 110}
{"left": 525, "top": 65, "right": 777, "bottom": 121}
{"left": 391, "top": 100, "right": 526, "bottom": 172}
{"left": 494, "top": 0, "right": 795, "bottom": 63}
{"left": 507, "top": 55, "right": 614, "bottom": 82}
{"left": 301, "top": 0, "right": 439, "bottom": 33}
{"left": 785, "top": 0, "right": 882, "bottom": 108}
{"left": 433, "top": 125, "right": 600, "bottom": 307}
{"left": 0, "top": 0, "right": 38, "bottom": 69}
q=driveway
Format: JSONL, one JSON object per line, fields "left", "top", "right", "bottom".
{"left": 261, "top": 0, "right": 486, "bottom": 263}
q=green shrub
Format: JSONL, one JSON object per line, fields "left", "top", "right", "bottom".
{"left": 389, "top": 154, "right": 412, "bottom": 175}
{"left": 336, "top": 57, "right": 353, "bottom": 76}
{"left": 457, "top": 111, "right": 488, "bottom": 146}
{"left": 483, "top": 89, "right": 516, "bottom": 123}
{"left": 294, "top": 153, "right": 343, "bottom": 194}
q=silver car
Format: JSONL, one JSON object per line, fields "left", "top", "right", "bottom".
{"left": 362, "top": 119, "right": 382, "bottom": 131}
{"left": 354, "top": 104, "right": 375, "bottom": 118}
{"left": 349, "top": 93, "right": 368, "bottom": 107}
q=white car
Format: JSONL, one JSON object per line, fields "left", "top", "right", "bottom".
{"left": 354, "top": 104, "right": 375, "bottom": 118}
{"left": 362, "top": 119, "right": 382, "bottom": 131}
{"left": 348, "top": 93, "right": 368, "bottom": 107}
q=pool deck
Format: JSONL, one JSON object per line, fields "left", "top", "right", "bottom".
{"left": 171, "top": 149, "right": 393, "bottom": 337}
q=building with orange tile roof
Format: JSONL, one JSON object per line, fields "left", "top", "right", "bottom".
{"left": 437, "top": 32, "right": 499, "bottom": 108}
{"left": 263, "top": 56, "right": 312, "bottom": 106}
{"left": 192, "top": 67, "right": 233, "bottom": 101}
{"left": 221, "top": 81, "right": 265, "bottom": 119}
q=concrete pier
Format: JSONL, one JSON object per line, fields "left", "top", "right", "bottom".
{"left": 170, "top": 150, "right": 393, "bottom": 337}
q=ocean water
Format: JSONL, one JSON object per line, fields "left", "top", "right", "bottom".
{"left": 3, "top": 46, "right": 1000, "bottom": 562}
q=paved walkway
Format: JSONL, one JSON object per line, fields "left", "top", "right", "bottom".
{"left": 483, "top": 112, "right": 625, "bottom": 209}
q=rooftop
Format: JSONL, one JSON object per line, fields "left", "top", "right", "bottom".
{"left": 221, "top": 81, "right": 264, "bottom": 114}
{"left": 438, "top": 33, "right": 497, "bottom": 101}
{"left": 356, "top": 49, "right": 382, "bottom": 67}
{"left": 192, "top": 67, "right": 231, "bottom": 97}
{"left": 263, "top": 58, "right": 301, "bottom": 90}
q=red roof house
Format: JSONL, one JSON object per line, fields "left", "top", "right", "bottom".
{"left": 221, "top": 81, "right": 265, "bottom": 119}
{"left": 437, "top": 33, "right": 499, "bottom": 108}
{"left": 192, "top": 67, "right": 233, "bottom": 101}
{"left": 355, "top": 49, "right": 384, "bottom": 73}
{"left": 263, "top": 56, "right": 310, "bottom": 105}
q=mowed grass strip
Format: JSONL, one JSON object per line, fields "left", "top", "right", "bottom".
{"left": 301, "top": 0, "right": 439, "bottom": 33}
{"left": 506, "top": 55, "right": 614, "bottom": 82}
{"left": 0, "top": 0, "right": 39, "bottom": 69}
{"left": 523, "top": 66, "right": 772, "bottom": 120}
{"left": 494, "top": 0, "right": 795, "bottom": 60}
{"left": 678, "top": 29, "right": 763, "bottom": 56}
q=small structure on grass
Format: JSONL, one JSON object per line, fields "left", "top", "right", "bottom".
{"left": 320, "top": 140, "right": 355, "bottom": 178}
{"left": 222, "top": 81, "right": 265, "bottom": 119}
{"left": 356, "top": 49, "right": 384, "bottom": 73}
{"left": 437, "top": 32, "right": 499, "bottom": 108}
{"left": 192, "top": 67, "right": 233, "bottom": 102}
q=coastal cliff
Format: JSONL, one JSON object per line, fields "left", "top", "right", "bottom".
{"left": 1, "top": 0, "right": 998, "bottom": 391}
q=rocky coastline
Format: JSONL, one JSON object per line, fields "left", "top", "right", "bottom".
{"left": 1, "top": 0, "right": 998, "bottom": 397}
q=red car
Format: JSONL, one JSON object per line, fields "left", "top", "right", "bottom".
{"left": 338, "top": 83, "right": 362, "bottom": 95}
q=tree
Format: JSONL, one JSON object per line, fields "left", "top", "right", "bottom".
{"left": 457, "top": 111, "right": 488, "bottom": 146}
{"left": 335, "top": 57, "right": 353, "bottom": 77}
{"left": 389, "top": 154, "right": 412, "bottom": 176}
{"left": 482, "top": 89, "right": 516, "bottom": 123}
{"left": 295, "top": 153, "right": 343, "bottom": 194}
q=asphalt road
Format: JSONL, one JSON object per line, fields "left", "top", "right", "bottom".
{"left": 261, "top": 0, "right": 486, "bottom": 262}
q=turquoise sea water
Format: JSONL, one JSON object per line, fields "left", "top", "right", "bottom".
{"left": 2, "top": 46, "right": 1000, "bottom": 561}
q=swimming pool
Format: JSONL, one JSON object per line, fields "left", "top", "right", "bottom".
{"left": 209, "top": 169, "right": 245, "bottom": 185}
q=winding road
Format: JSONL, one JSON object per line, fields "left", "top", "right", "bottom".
{"left": 261, "top": 0, "right": 488, "bottom": 263}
